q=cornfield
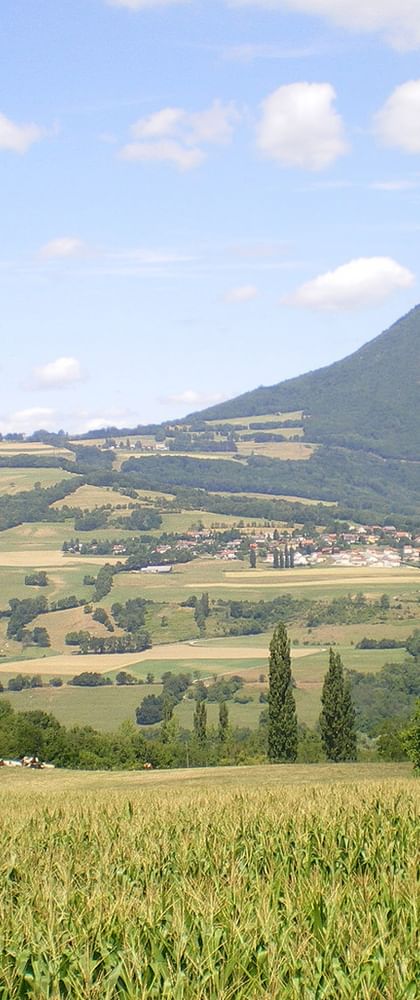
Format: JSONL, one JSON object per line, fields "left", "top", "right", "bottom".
{"left": 0, "top": 780, "right": 418, "bottom": 998}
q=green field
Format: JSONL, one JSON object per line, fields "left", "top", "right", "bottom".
{"left": 0, "top": 645, "right": 406, "bottom": 732}
{"left": 105, "top": 559, "right": 420, "bottom": 605}
{"left": 0, "top": 467, "right": 76, "bottom": 494}
{"left": 0, "top": 770, "right": 417, "bottom": 997}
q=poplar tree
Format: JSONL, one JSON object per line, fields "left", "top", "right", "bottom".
{"left": 319, "top": 649, "right": 357, "bottom": 761}
{"left": 268, "top": 622, "right": 298, "bottom": 762}
{"left": 193, "top": 700, "right": 207, "bottom": 744}
{"left": 341, "top": 678, "right": 357, "bottom": 760}
{"left": 218, "top": 701, "right": 229, "bottom": 742}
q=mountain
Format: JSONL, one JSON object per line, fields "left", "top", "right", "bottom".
{"left": 192, "top": 306, "right": 420, "bottom": 461}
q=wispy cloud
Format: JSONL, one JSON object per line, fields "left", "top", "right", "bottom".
{"left": 221, "top": 42, "right": 322, "bottom": 62}
{"left": 224, "top": 284, "right": 258, "bottom": 302}
{"left": 39, "top": 238, "right": 88, "bottom": 259}
{"left": 119, "top": 100, "right": 240, "bottom": 170}
{"left": 370, "top": 179, "right": 418, "bottom": 191}
{"left": 108, "top": 0, "right": 188, "bottom": 8}
{"left": 0, "top": 408, "right": 56, "bottom": 435}
{"left": 161, "top": 389, "right": 227, "bottom": 406}
{"left": 228, "top": 1, "right": 420, "bottom": 51}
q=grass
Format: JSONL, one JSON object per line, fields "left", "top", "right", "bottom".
{"left": 0, "top": 521, "right": 138, "bottom": 553}
{"left": 0, "top": 564, "right": 96, "bottom": 614}
{"left": 0, "top": 773, "right": 417, "bottom": 997}
{"left": 0, "top": 683, "right": 158, "bottom": 730}
{"left": 0, "top": 467, "right": 76, "bottom": 494}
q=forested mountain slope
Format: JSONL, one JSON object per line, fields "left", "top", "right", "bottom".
{"left": 193, "top": 307, "right": 420, "bottom": 460}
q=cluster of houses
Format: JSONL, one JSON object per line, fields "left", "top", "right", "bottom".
{"left": 218, "top": 523, "right": 420, "bottom": 568}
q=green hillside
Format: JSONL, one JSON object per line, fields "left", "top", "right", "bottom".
{"left": 193, "top": 306, "right": 420, "bottom": 461}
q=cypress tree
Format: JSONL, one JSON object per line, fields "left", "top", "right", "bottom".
{"left": 280, "top": 550, "right": 285, "bottom": 569}
{"left": 249, "top": 547, "right": 257, "bottom": 569}
{"left": 268, "top": 622, "right": 298, "bottom": 762}
{"left": 273, "top": 548, "right": 279, "bottom": 569}
{"left": 218, "top": 700, "right": 229, "bottom": 742}
{"left": 319, "top": 649, "right": 356, "bottom": 761}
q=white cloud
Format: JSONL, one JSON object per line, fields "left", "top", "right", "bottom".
{"left": 374, "top": 81, "right": 420, "bottom": 154}
{"left": 229, "top": 2, "right": 420, "bottom": 51}
{"left": 0, "top": 408, "right": 56, "bottom": 435}
{"left": 257, "top": 83, "right": 348, "bottom": 170}
{"left": 33, "top": 357, "right": 83, "bottom": 389}
{"left": 225, "top": 284, "right": 258, "bottom": 302}
{"left": 40, "top": 238, "right": 87, "bottom": 259}
{"left": 163, "top": 389, "right": 226, "bottom": 406}
{"left": 120, "top": 100, "right": 239, "bottom": 170}
{"left": 0, "top": 111, "right": 44, "bottom": 154}
{"left": 285, "top": 256, "right": 415, "bottom": 310}
{"left": 108, "top": 0, "right": 187, "bottom": 8}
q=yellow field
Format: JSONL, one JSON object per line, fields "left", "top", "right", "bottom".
{"left": 206, "top": 411, "right": 304, "bottom": 427}
{"left": 0, "top": 443, "right": 74, "bottom": 459}
{"left": 237, "top": 440, "right": 315, "bottom": 460}
{"left": 0, "top": 550, "right": 120, "bottom": 568}
{"left": 31, "top": 605, "right": 123, "bottom": 651}
{"left": 0, "top": 761, "right": 412, "bottom": 792}
{"left": 52, "top": 483, "right": 140, "bottom": 510}
{"left": 0, "top": 640, "right": 319, "bottom": 677}
{"left": 236, "top": 427, "right": 304, "bottom": 440}
{"left": 226, "top": 565, "right": 420, "bottom": 584}
{"left": 213, "top": 490, "right": 336, "bottom": 507}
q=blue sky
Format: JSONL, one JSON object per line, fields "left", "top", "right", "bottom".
{"left": 1, "top": 0, "right": 420, "bottom": 433}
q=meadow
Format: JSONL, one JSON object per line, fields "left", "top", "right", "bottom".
{"left": 0, "top": 768, "right": 418, "bottom": 998}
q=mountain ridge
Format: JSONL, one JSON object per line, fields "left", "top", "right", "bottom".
{"left": 190, "top": 305, "right": 420, "bottom": 461}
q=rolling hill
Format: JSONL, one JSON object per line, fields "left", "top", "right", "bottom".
{"left": 193, "top": 306, "right": 420, "bottom": 462}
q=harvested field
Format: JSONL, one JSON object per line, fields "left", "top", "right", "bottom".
{"left": 237, "top": 440, "right": 315, "bottom": 460}
{"left": 0, "top": 641, "right": 318, "bottom": 676}
{"left": 51, "top": 484, "right": 139, "bottom": 509}
{"left": 0, "top": 550, "right": 119, "bottom": 568}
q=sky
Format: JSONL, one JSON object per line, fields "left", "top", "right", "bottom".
{"left": 1, "top": 0, "right": 420, "bottom": 434}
